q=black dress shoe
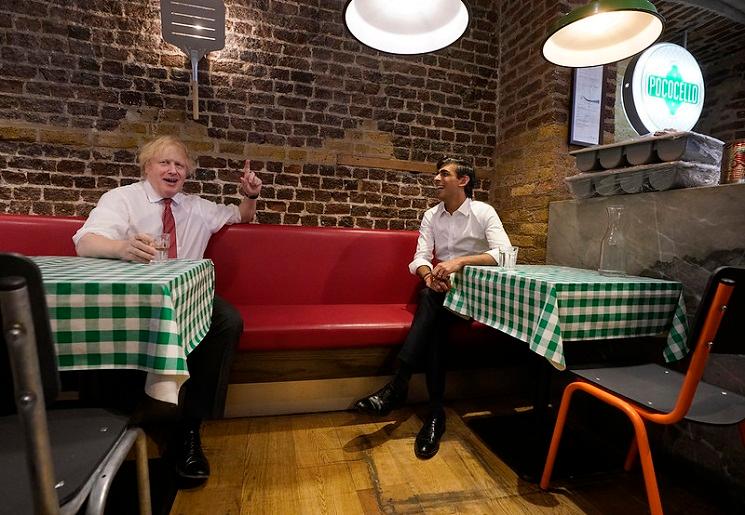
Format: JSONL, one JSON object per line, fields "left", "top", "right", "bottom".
{"left": 176, "top": 426, "right": 210, "bottom": 480}
{"left": 354, "top": 381, "right": 408, "bottom": 416}
{"left": 415, "top": 410, "right": 445, "bottom": 460}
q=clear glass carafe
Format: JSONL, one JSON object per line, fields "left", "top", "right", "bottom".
{"left": 598, "top": 206, "right": 626, "bottom": 276}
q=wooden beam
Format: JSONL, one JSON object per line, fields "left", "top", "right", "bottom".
{"left": 337, "top": 154, "right": 433, "bottom": 174}
{"left": 337, "top": 154, "right": 492, "bottom": 177}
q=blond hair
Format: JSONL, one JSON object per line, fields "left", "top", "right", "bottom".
{"left": 137, "top": 135, "right": 196, "bottom": 176}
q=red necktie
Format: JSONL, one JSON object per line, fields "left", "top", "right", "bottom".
{"left": 162, "top": 198, "right": 178, "bottom": 258}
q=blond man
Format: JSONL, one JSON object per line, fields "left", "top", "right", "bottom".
{"left": 74, "top": 135, "right": 261, "bottom": 483}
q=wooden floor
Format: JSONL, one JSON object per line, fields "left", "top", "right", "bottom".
{"left": 169, "top": 405, "right": 736, "bottom": 515}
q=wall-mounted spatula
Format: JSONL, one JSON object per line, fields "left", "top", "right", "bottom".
{"left": 160, "top": 0, "right": 225, "bottom": 120}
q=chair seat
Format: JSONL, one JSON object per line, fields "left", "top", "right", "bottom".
{"left": 575, "top": 364, "right": 745, "bottom": 425}
{"left": 0, "top": 408, "right": 130, "bottom": 513}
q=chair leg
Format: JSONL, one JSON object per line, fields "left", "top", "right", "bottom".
{"left": 628, "top": 414, "right": 663, "bottom": 515}
{"left": 542, "top": 382, "right": 664, "bottom": 515}
{"left": 86, "top": 429, "right": 149, "bottom": 515}
{"left": 624, "top": 436, "right": 638, "bottom": 471}
{"left": 136, "top": 430, "right": 152, "bottom": 515}
{"left": 539, "top": 382, "right": 580, "bottom": 490}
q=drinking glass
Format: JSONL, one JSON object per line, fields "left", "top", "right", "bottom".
{"left": 151, "top": 233, "right": 171, "bottom": 263}
{"left": 500, "top": 246, "right": 519, "bottom": 269}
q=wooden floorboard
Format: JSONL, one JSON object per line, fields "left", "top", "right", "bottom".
{"left": 169, "top": 402, "right": 744, "bottom": 515}
{"left": 170, "top": 408, "right": 586, "bottom": 515}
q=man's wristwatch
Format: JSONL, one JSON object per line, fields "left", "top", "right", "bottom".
{"left": 248, "top": 194, "right": 259, "bottom": 199}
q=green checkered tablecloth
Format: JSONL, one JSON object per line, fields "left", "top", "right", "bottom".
{"left": 32, "top": 256, "right": 215, "bottom": 375}
{"left": 444, "top": 265, "right": 689, "bottom": 369}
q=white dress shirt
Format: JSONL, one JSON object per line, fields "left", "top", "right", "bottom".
{"left": 408, "top": 198, "right": 512, "bottom": 275}
{"left": 73, "top": 180, "right": 241, "bottom": 259}
{"left": 72, "top": 180, "right": 241, "bottom": 404}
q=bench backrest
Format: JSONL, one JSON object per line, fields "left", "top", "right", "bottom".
{"left": 0, "top": 214, "right": 82, "bottom": 256}
{"left": 0, "top": 215, "right": 421, "bottom": 305}
{"left": 205, "top": 223, "right": 421, "bottom": 305}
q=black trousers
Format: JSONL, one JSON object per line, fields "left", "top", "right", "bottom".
{"left": 181, "top": 295, "right": 243, "bottom": 420}
{"left": 397, "top": 288, "right": 461, "bottom": 409}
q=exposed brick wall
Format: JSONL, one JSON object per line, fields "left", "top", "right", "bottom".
{"left": 492, "top": 0, "right": 597, "bottom": 264}
{"left": 0, "top": 0, "right": 498, "bottom": 229}
{"left": 698, "top": 46, "right": 745, "bottom": 143}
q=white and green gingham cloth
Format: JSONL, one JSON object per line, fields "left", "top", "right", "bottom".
{"left": 33, "top": 256, "right": 214, "bottom": 375}
{"left": 444, "top": 265, "right": 689, "bottom": 369}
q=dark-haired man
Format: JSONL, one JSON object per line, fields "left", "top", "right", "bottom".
{"left": 354, "top": 157, "right": 511, "bottom": 459}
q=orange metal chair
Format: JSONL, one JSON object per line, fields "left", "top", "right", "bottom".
{"left": 540, "top": 266, "right": 745, "bottom": 515}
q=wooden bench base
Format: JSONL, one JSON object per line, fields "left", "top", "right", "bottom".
{"left": 225, "top": 367, "right": 535, "bottom": 417}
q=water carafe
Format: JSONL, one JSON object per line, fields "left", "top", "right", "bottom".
{"left": 598, "top": 206, "right": 626, "bottom": 276}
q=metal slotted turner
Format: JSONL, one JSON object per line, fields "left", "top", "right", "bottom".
{"left": 160, "top": 0, "right": 225, "bottom": 120}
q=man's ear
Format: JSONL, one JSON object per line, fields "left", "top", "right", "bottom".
{"left": 458, "top": 174, "right": 470, "bottom": 189}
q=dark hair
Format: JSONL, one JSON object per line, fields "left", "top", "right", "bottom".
{"left": 436, "top": 157, "right": 476, "bottom": 198}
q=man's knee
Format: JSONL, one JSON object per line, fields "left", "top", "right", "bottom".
{"left": 212, "top": 297, "right": 243, "bottom": 333}
{"left": 417, "top": 287, "right": 446, "bottom": 311}
{"left": 418, "top": 287, "right": 443, "bottom": 302}
{"left": 223, "top": 303, "right": 244, "bottom": 334}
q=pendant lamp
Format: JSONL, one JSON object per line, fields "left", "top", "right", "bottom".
{"left": 542, "top": 0, "right": 664, "bottom": 68}
{"left": 343, "top": 0, "right": 470, "bottom": 55}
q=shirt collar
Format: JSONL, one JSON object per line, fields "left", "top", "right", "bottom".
{"left": 436, "top": 197, "right": 472, "bottom": 217}
{"left": 142, "top": 179, "right": 184, "bottom": 205}
{"left": 456, "top": 197, "right": 472, "bottom": 216}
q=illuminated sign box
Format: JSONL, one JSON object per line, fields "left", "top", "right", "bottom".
{"left": 622, "top": 43, "right": 705, "bottom": 135}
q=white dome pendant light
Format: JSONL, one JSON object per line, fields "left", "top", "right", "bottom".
{"left": 343, "top": 0, "right": 470, "bottom": 55}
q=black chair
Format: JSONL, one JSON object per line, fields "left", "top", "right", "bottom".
{"left": 540, "top": 266, "right": 745, "bottom": 515}
{"left": 0, "top": 253, "right": 151, "bottom": 514}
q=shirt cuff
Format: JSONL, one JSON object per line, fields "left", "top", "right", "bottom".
{"left": 228, "top": 204, "right": 242, "bottom": 224}
{"left": 72, "top": 228, "right": 119, "bottom": 247}
{"left": 486, "top": 248, "right": 501, "bottom": 265}
{"left": 409, "top": 258, "right": 433, "bottom": 276}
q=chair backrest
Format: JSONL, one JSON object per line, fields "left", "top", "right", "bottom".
{"left": 658, "top": 266, "right": 742, "bottom": 422}
{"left": 685, "top": 266, "right": 744, "bottom": 356}
{"left": 0, "top": 253, "right": 60, "bottom": 415}
{"left": 709, "top": 268, "right": 745, "bottom": 356}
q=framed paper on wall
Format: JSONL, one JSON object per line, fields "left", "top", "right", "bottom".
{"left": 569, "top": 65, "right": 605, "bottom": 146}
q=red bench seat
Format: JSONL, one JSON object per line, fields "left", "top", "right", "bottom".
{"left": 0, "top": 214, "right": 497, "bottom": 355}
{"left": 238, "top": 304, "right": 417, "bottom": 351}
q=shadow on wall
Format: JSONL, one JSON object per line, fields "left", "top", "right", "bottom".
{"left": 641, "top": 247, "right": 745, "bottom": 321}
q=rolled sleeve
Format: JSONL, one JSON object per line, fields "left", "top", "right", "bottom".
{"left": 72, "top": 190, "right": 130, "bottom": 246}
{"left": 485, "top": 247, "right": 501, "bottom": 264}
{"left": 408, "top": 209, "right": 435, "bottom": 275}
{"left": 197, "top": 198, "right": 242, "bottom": 232}
{"left": 409, "top": 256, "right": 433, "bottom": 276}
{"left": 483, "top": 205, "right": 511, "bottom": 263}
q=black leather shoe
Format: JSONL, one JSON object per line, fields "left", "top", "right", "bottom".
{"left": 176, "top": 426, "right": 210, "bottom": 480}
{"left": 415, "top": 411, "right": 445, "bottom": 460}
{"left": 354, "top": 381, "right": 408, "bottom": 416}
